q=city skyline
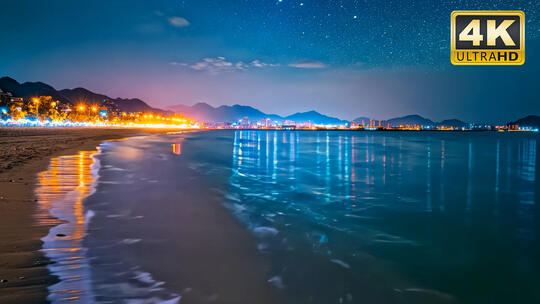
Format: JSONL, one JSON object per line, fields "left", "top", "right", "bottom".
{"left": 1, "top": 0, "right": 539, "bottom": 123}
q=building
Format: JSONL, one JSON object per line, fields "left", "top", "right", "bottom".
{"left": 0, "top": 90, "right": 22, "bottom": 109}
{"left": 282, "top": 119, "right": 295, "bottom": 126}
{"left": 240, "top": 116, "right": 250, "bottom": 128}
{"left": 259, "top": 118, "right": 272, "bottom": 128}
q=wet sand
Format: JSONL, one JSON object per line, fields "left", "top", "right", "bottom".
{"left": 0, "top": 127, "right": 175, "bottom": 303}
{"left": 81, "top": 133, "right": 282, "bottom": 303}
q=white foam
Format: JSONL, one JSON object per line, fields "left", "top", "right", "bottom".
{"left": 372, "top": 233, "right": 415, "bottom": 245}
{"left": 253, "top": 226, "right": 279, "bottom": 238}
{"left": 159, "top": 296, "right": 182, "bottom": 304}
{"left": 395, "top": 288, "right": 454, "bottom": 300}
{"left": 134, "top": 271, "right": 156, "bottom": 284}
{"left": 330, "top": 259, "right": 351, "bottom": 269}
{"left": 85, "top": 210, "right": 95, "bottom": 225}
{"left": 121, "top": 238, "right": 142, "bottom": 245}
{"left": 225, "top": 193, "right": 241, "bottom": 202}
{"left": 124, "top": 296, "right": 182, "bottom": 304}
{"left": 268, "top": 276, "right": 285, "bottom": 289}
{"left": 103, "top": 165, "right": 126, "bottom": 171}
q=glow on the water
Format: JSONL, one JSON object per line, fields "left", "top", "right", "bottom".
{"left": 35, "top": 150, "right": 99, "bottom": 302}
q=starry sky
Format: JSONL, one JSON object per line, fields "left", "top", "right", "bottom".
{"left": 1, "top": 0, "right": 539, "bottom": 123}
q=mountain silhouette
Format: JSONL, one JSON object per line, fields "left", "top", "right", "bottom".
{"left": 284, "top": 110, "right": 348, "bottom": 125}
{"left": 2, "top": 76, "right": 486, "bottom": 127}
{"left": 0, "top": 76, "right": 72, "bottom": 105}
{"left": 354, "top": 115, "right": 468, "bottom": 128}
{"left": 508, "top": 115, "right": 540, "bottom": 127}
{"left": 169, "top": 103, "right": 281, "bottom": 122}
{"left": 0, "top": 76, "right": 165, "bottom": 114}
{"left": 169, "top": 103, "right": 347, "bottom": 125}
{"left": 438, "top": 119, "right": 468, "bottom": 128}
{"left": 352, "top": 117, "right": 371, "bottom": 125}
{"left": 387, "top": 115, "right": 434, "bottom": 127}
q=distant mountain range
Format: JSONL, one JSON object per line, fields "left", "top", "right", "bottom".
{"left": 352, "top": 117, "right": 371, "bottom": 125}
{"left": 168, "top": 103, "right": 349, "bottom": 125}
{"left": 1, "top": 76, "right": 537, "bottom": 127}
{"left": 169, "top": 103, "right": 281, "bottom": 123}
{"left": 508, "top": 115, "right": 540, "bottom": 127}
{"left": 0, "top": 76, "right": 165, "bottom": 114}
{"left": 353, "top": 114, "right": 468, "bottom": 128}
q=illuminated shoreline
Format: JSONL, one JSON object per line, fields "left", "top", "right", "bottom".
{"left": 0, "top": 118, "right": 201, "bottom": 129}
{"left": 0, "top": 121, "right": 537, "bottom": 132}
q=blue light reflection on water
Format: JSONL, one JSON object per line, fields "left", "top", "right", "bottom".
{"left": 224, "top": 130, "right": 540, "bottom": 304}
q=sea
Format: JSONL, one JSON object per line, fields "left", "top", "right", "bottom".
{"left": 36, "top": 130, "right": 540, "bottom": 304}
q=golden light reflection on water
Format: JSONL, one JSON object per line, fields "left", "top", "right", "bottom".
{"left": 35, "top": 150, "right": 98, "bottom": 302}
{"left": 172, "top": 139, "right": 184, "bottom": 155}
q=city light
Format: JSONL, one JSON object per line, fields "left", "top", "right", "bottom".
{"left": 0, "top": 117, "right": 200, "bottom": 129}
{"left": 0, "top": 95, "right": 200, "bottom": 129}
{"left": 0, "top": 94, "right": 535, "bottom": 132}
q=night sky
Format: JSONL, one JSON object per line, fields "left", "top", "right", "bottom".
{"left": 1, "top": 0, "right": 539, "bottom": 123}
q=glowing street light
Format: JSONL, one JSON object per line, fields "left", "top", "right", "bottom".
{"left": 78, "top": 105, "right": 86, "bottom": 112}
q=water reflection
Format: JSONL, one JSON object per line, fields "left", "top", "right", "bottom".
{"left": 172, "top": 139, "right": 183, "bottom": 155}
{"left": 35, "top": 150, "right": 98, "bottom": 303}
{"left": 227, "top": 130, "right": 540, "bottom": 304}
{"left": 230, "top": 131, "right": 539, "bottom": 219}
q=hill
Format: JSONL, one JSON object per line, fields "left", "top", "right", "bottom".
{"left": 508, "top": 115, "right": 540, "bottom": 127}
{"left": 0, "top": 76, "right": 165, "bottom": 113}
{"left": 387, "top": 114, "right": 434, "bottom": 127}
{"left": 169, "top": 103, "right": 282, "bottom": 122}
{"left": 169, "top": 103, "right": 347, "bottom": 125}
{"left": 284, "top": 110, "right": 348, "bottom": 125}
{"left": 438, "top": 119, "right": 468, "bottom": 128}
{"left": 352, "top": 116, "right": 371, "bottom": 125}
{"left": 0, "top": 77, "right": 72, "bottom": 105}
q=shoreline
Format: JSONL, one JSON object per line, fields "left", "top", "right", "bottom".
{"left": 81, "top": 131, "right": 281, "bottom": 303}
{"left": 0, "top": 127, "right": 180, "bottom": 303}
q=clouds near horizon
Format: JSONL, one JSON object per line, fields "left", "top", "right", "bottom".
{"left": 170, "top": 57, "right": 331, "bottom": 73}
{"left": 170, "top": 57, "right": 283, "bottom": 74}
{"left": 288, "top": 60, "right": 327, "bottom": 69}
{"left": 168, "top": 16, "right": 190, "bottom": 27}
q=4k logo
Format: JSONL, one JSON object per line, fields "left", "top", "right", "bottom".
{"left": 451, "top": 11, "right": 525, "bottom": 65}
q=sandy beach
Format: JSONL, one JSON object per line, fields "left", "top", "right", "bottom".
{"left": 0, "top": 127, "right": 173, "bottom": 303}
{"left": 0, "top": 127, "right": 282, "bottom": 304}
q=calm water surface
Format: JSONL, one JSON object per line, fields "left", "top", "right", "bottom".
{"left": 225, "top": 131, "right": 539, "bottom": 303}
{"left": 38, "top": 130, "right": 539, "bottom": 304}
